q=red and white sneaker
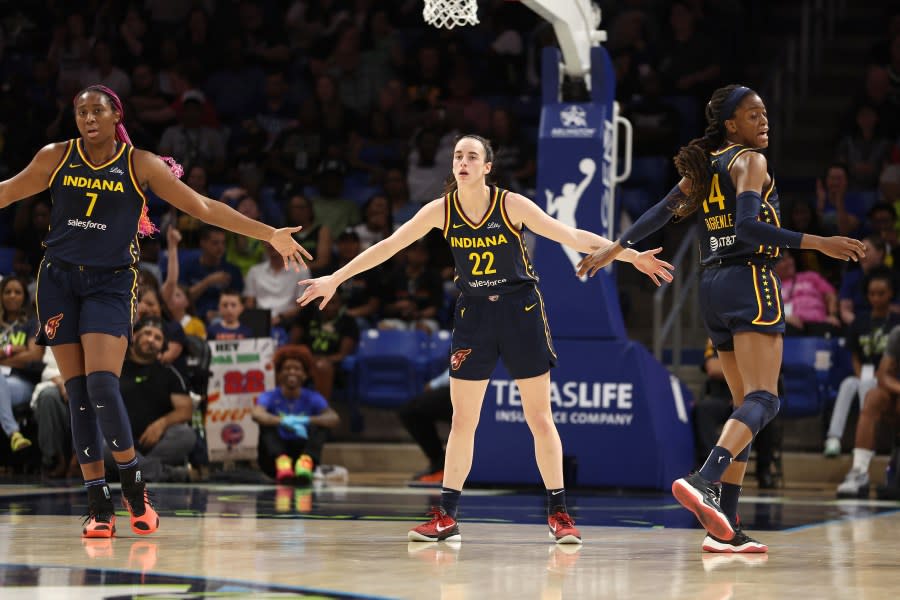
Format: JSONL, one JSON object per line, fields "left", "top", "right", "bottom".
{"left": 702, "top": 528, "right": 768, "bottom": 553}
{"left": 408, "top": 507, "right": 461, "bottom": 542}
{"left": 548, "top": 511, "right": 582, "bottom": 544}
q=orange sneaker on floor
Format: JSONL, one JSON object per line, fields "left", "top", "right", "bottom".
{"left": 275, "top": 454, "right": 293, "bottom": 483}
{"left": 548, "top": 511, "right": 582, "bottom": 544}
{"left": 409, "top": 469, "right": 444, "bottom": 487}
{"left": 121, "top": 473, "right": 159, "bottom": 535}
{"left": 82, "top": 484, "right": 116, "bottom": 539}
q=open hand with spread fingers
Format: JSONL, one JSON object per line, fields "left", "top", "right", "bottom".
{"left": 297, "top": 274, "right": 339, "bottom": 308}
{"left": 630, "top": 247, "right": 675, "bottom": 287}
{"left": 270, "top": 226, "right": 314, "bottom": 272}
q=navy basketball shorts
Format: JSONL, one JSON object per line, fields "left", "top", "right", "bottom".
{"left": 34, "top": 257, "right": 138, "bottom": 346}
{"left": 450, "top": 285, "right": 557, "bottom": 380}
{"left": 699, "top": 261, "right": 785, "bottom": 352}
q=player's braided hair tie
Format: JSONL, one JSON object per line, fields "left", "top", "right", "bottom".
{"left": 717, "top": 86, "right": 752, "bottom": 130}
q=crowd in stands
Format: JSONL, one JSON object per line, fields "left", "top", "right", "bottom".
{"left": 1, "top": 1, "right": 900, "bottom": 494}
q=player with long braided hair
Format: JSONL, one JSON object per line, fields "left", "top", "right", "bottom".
{"left": 0, "top": 85, "right": 311, "bottom": 539}
{"left": 578, "top": 84, "right": 865, "bottom": 552}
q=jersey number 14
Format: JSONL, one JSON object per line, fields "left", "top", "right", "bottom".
{"left": 702, "top": 174, "right": 725, "bottom": 214}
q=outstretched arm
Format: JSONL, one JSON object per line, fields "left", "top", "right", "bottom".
{"left": 506, "top": 193, "right": 673, "bottom": 285}
{"left": 297, "top": 198, "right": 445, "bottom": 308}
{"left": 135, "top": 150, "right": 312, "bottom": 270}
{"left": 0, "top": 143, "right": 67, "bottom": 209}
{"left": 733, "top": 152, "right": 864, "bottom": 261}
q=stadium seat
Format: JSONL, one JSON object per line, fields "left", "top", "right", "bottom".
{"left": 781, "top": 336, "right": 833, "bottom": 418}
{"left": 429, "top": 329, "right": 452, "bottom": 378}
{"left": 343, "top": 329, "right": 431, "bottom": 408}
{"left": 0, "top": 246, "right": 16, "bottom": 276}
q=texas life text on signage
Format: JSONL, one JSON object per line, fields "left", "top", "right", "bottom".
{"left": 205, "top": 337, "right": 275, "bottom": 462}
{"left": 491, "top": 378, "right": 635, "bottom": 426}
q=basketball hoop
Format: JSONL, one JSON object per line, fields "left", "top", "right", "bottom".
{"left": 423, "top": 0, "right": 479, "bottom": 29}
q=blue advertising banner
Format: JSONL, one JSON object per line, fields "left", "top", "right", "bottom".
{"left": 467, "top": 339, "right": 694, "bottom": 489}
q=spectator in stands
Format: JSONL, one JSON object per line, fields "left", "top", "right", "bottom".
{"left": 181, "top": 225, "right": 245, "bottom": 322}
{"left": 693, "top": 338, "right": 781, "bottom": 488}
{"left": 408, "top": 128, "right": 446, "bottom": 202}
{"left": 866, "top": 202, "right": 900, "bottom": 266}
{"left": 312, "top": 73, "right": 358, "bottom": 144}
{"left": 825, "top": 270, "right": 900, "bottom": 457}
{"left": 839, "top": 236, "right": 896, "bottom": 326}
{"left": 136, "top": 286, "right": 187, "bottom": 374}
{"left": 852, "top": 65, "right": 897, "bottom": 140}
{"left": 817, "top": 162, "right": 868, "bottom": 237}
{"left": 207, "top": 290, "right": 253, "bottom": 341}
{"left": 180, "top": 7, "right": 217, "bottom": 79}
{"left": 47, "top": 14, "right": 91, "bottom": 91}
{"left": 835, "top": 104, "right": 891, "bottom": 191}
{"left": 836, "top": 323, "right": 900, "bottom": 498}
{"left": 204, "top": 34, "right": 265, "bottom": 126}
{"left": 286, "top": 193, "right": 333, "bottom": 275}
{"left": 378, "top": 240, "right": 442, "bottom": 333}
{"left": 384, "top": 166, "right": 418, "bottom": 226}
{"left": 0, "top": 276, "right": 43, "bottom": 453}
{"left": 352, "top": 194, "right": 394, "bottom": 250}
{"left": 80, "top": 39, "right": 131, "bottom": 98}
{"left": 252, "top": 345, "right": 340, "bottom": 484}
{"left": 223, "top": 193, "right": 266, "bottom": 276}
{"left": 444, "top": 71, "right": 491, "bottom": 133}
{"left": 311, "top": 159, "right": 361, "bottom": 237}
{"left": 399, "top": 367, "right": 451, "bottom": 486}
{"left": 290, "top": 293, "right": 359, "bottom": 401}
{"left": 266, "top": 99, "right": 325, "bottom": 189}
{"left": 104, "top": 317, "right": 196, "bottom": 482}
{"left": 330, "top": 228, "right": 382, "bottom": 328}
{"left": 783, "top": 198, "right": 837, "bottom": 282}
{"left": 774, "top": 251, "right": 840, "bottom": 336}
{"left": 256, "top": 70, "right": 298, "bottom": 151}
{"left": 158, "top": 90, "right": 226, "bottom": 179}
{"left": 657, "top": 1, "right": 721, "bottom": 109}
{"left": 161, "top": 227, "right": 208, "bottom": 339}
{"left": 30, "top": 349, "right": 69, "bottom": 478}
{"left": 347, "top": 110, "right": 404, "bottom": 183}
{"left": 12, "top": 196, "right": 51, "bottom": 277}
{"left": 489, "top": 107, "right": 537, "bottom": 195}
{"left": 318, "top": 24, "right": 377, "bottom": 115}
{"left": 244, "top": 242, "right": 310, "bottom": 330}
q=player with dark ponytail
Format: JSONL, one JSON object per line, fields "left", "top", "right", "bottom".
{"left": 578, "top": 84, "right": 865, "bottom": 553}
{"left": 0, "top": 85, "right": 311, "bottom": 539}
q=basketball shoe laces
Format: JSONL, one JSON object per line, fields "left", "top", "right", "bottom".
{"left": 426, "top": 507, "right": 449, "bottom": 522}
{"left": 123, "top": 482, "right": 156, "bottom": 517}
{"left": 551, "top": 511, "right": 576, "bottom": 530}
{"left": 83, "top": 488, "right": 115, "bottom": 527}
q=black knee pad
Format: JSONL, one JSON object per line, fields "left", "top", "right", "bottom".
{"left": 731, "top": 390, "right": 780, "bottom": 437}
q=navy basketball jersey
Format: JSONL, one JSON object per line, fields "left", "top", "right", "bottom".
{"left": 45, "top": 138, "right": 147, "bottom": 267}
{"left": 698, "top": 143, "right": 782, "bottom": 266}
{"left": 443, "top": 186, "right": 538, "bottom": 296}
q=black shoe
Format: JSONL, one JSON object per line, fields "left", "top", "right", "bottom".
{"left": 672, "top": 473, "right": 734, "bottom": 541}
{"left": 83, "top": 484, "right": 116, "bottom": 538}
{"left": 702, "top": 528, "right": 768, "bottom": 553}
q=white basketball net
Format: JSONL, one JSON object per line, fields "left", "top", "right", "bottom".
{"left": 423, "top": 0, "right": 479, "bottom": 29}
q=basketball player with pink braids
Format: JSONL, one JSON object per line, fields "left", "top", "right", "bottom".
{"left": 0, "top": 85, "right": 311, "bottom": 539}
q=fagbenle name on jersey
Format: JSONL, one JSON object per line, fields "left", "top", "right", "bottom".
{"left": 449, "top": 233, "right": 509, "bottom": 248}
{"left": 62, "top": 175, "right": 125, "bottom": 193}
{"left": 704, "top": 213, "right": 734, "bottom": 232}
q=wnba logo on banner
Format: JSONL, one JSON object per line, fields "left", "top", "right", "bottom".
{"left": 489, "top": 379, "right": 635, "bottom": 426}
{"left": 551, "top": 105, "right": 599, "bottom": 138}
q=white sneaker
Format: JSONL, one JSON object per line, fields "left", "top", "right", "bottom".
{"left": 823, "top": 437, "right": 841, "bottom": 458}
{"left": 836, "top": 468, "right": 869, "bottom": 498}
